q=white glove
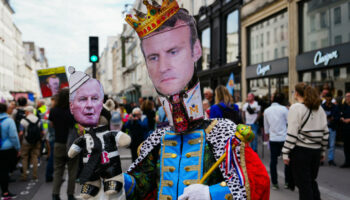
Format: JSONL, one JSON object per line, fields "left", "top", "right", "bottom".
{"left": 178, "top": 184, "right": 210, "bottom": 200}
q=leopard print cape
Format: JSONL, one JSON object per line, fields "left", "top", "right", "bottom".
{"left": 127, "top": 118, "right": 247, "bottom": 200}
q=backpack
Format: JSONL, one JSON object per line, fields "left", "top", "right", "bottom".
{"left": 24, "top": 118, "right": 41, "bottom": 144}
{"left": 15, "top": 109, "right": 25, "bottom": 132}
{"left": 0, "top": 117, "right": 7, "bottom": 148}
{"left": 217, "top": 104, "right": 242, "bottom": 124}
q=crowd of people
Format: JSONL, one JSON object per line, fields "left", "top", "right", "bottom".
{"left": 0, "top": 83, "right": 349, "bottom": 199}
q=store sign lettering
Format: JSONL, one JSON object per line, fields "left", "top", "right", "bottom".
{"left": 256, "top": 64, "right": 271, "bottom": 76}
{"left": 313, "top": 50, "right": 338, "bottom": 66}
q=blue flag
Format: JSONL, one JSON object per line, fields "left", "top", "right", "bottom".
{"left": 226, "top": 73, "right": 235, "bottom": 96}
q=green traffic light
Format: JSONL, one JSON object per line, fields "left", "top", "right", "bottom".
{"left": 90, "top": 55, "right": 98, "bottom": 62}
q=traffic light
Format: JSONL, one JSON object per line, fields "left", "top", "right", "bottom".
{"left": 89, "top": 36, "right": 99, "bottom": 63}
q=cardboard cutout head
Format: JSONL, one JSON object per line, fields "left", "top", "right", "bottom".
{"left": 68, "top": 67, "right": 104, "bottom": 127}
{"left": 139, "top": 9, "right": 202, "bottom": 96}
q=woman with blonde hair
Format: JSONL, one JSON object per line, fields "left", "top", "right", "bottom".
{"left": 282, "top": 82, "right": 328, "bottom": 200}
{"left": 209, "top": 85, "right": 240, "bottom": 124}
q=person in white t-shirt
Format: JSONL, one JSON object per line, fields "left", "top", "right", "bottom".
{"left": 242, "top": 93, "right": 261, "bottom": 152}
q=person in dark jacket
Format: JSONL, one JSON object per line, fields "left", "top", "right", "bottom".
{"left": 0, "top": 103, "right": 20, "bottom": 199}
{"left": 340, "top": 92, "right": 350, "bottom": 168}
{"left": 321, "top": 92, "right": 340, "bottom": 166}
{"left": 49, "top": 89, "right": 78, "bottom": 200}
{"left": 122, "top": 107, "right": 148, "bottom": 162}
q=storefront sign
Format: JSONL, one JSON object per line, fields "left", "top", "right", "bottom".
{"left": 256, "top": 64, "right": 271, "bottom": 76}
{"left": 246, "top": 58, "right": 288, "bottom": 79}
{"left": 313, "top": 50, "right": 338, "bottom": 66}
{"left": 297, "top": 42, "right": 350, "bottom": 71}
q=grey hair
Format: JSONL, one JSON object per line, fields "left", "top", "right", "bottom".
{"left": 69, "top": 79, "right": 104, "bottom": 102}
{"left": 132, "top": 107, "right": 142, "bottom": 115}
{"left": 203, "top": 87, "right": 213, "bottom": 94}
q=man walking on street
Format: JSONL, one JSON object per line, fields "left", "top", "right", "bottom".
{"left": 340, "top": 92, "right": 350, "bottom": 168}
{"left": 243, "top": 93, "right": 261, "bottom": 152}
{"left": 19, "top": 106, "right": 43, "bottom": 181}
{"left": 264, "top": 93, "right": 290, "bottom": 190}
{"left": 322, "top": 92, "right": 340, "bottom": 166}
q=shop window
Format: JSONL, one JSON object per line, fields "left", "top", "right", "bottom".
{"left": 301, "top": 0, "right": 350, "bottom": 52}
{"left": 248, "top": 10, "right": 288, "bottom": 65}
{"left": 334, "top": 35, "right": 342, "bottom": 45}
{"left": 334, "top": 7, "right": 341, "bottom": 25}
{"left": 226, "top": 10, "right": 239, "bottom": 63}
{"left": 201, "top": 27, "right": 210, "bottom": 70}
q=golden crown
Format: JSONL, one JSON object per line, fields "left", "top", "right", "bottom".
{"left": 125, "top": 0, "right": 180, "bottom": 38}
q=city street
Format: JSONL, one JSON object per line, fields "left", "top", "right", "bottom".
{"left": 6, "top": 143, "right": 350, "bottom": 200}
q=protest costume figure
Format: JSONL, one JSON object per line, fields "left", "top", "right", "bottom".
{"left": 66, "top": 66, "right": 131, "bottom": 199}
{"left": 120, "top": 1, "right": 270, "bottom": 199}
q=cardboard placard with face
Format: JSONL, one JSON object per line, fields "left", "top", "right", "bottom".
{"left": 68, "top": 67, "right": 103, "bottom": 127}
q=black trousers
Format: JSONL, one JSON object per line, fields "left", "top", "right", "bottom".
{"left": 290, "top": 146, "right": 321, "bottom": 200}
{"left": 269, "top": 141, "right": 287, "bottom": 185}
{"left": 0, "top": 149, "right": 16, "bottom": 193}
{"left": 343, "top": 132, "right": 350, "bottom": 165}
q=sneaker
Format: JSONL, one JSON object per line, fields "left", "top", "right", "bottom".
{"left": 2, "top": 192, "right": 17, "bottom": 199}
{"left": 328, "top": 160, "right": 337, "bottom": 166}
{"left": 272, "top": 184, "right": 279, "bottom": 190}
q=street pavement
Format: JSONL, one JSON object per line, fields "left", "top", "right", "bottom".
{"left": 6, "top": 142, "right": 350, "bottom": 200}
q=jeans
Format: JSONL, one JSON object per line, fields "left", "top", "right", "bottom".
{"left": 45, "top": 141, "right": 54, "bottom": 181}
{"left": 248, "top": 123, "right": 259, "bottom": 152}
{"left": 328, "top": 127, "right": 336, "bottom": 161}
{"left": 269, "top": 141, "right": 287, "bottom": 185}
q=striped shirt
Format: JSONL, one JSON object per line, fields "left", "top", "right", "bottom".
{"left": 282, "top": 103, "right": 329, "bottom": 160}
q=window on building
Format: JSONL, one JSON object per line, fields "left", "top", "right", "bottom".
{"left": 248, "top": 11, "right": 288, "bottom": 65}
{"left": 310, "top": 15, "right": 316, "bottom": 32}
{"left": 335, "top": 35, "right": 342, "bottom": 44}
{"left": 321, "top": 38, "right": 328, "bottom": 47}
{"left": 274, "top": 28, "right": 278, "bottom": 43}
{"left": 302, "top": 0, "right": 350, "bottom": 52}
{"left": 348, "top": 2, "right": 350, "bottom": 20}
{"left": 274, "top": 48, "right": 278, "bottom": 59}
{"left": 201, "top": 27, "right": 211, "bottom": 70}
{"left": 320, "top": 11, "right": 327, "bottom": 28}
{"left": 334, "top": 7, "right": 341, "bottom": 25}
{"left": 311, "top": 41, "right": 317, "bottom": 50}
{"left": 226, "top": 10, "right": 239, "bottom": 63}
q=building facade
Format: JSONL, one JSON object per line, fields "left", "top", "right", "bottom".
{"left": 241, "top": 0, "right": 350, "bottom": 104}
{"left": 0, "top": 0, "right": 48, "bottom": 101}
{"left": 195, "top": 0, "right": 242, "bottom": 102}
